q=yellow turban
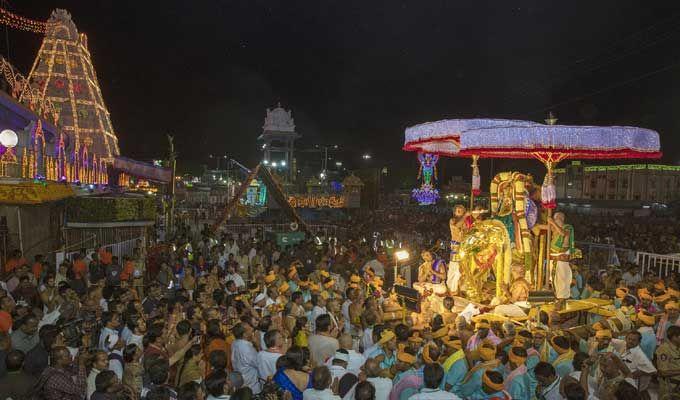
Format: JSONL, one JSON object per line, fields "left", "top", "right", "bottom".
{"left": 638, "top": 288, "right": 652, "bottom": 301}
{"left": 656, "top": 293, "right": 671, "bottom": 304}
{"left": 279, "top": 282, "right": 290, "bottom": 293}
{"left": 377, "top": 330, "right": 396, "bottom": 346}
{"left": 476, "top": 321, "right": 490, "bottom": 330}
{"left": 408, "top": 332, "right": 423, "bottom": 344}
{"left": 616, "top": 287, "right": 629, "bottom": 299}
{"left": 655, "top": 280, "right": 667, "bottom": 291}
{"left": 479, "top": 343, "right": 496, "bottom": 361}
{"left": 444, "top": 336, "right": 462, "bottom": 350}
{"left": 668, "top": 288, "right": 680, "bottom": 299}
{"left": 666, "top": 301, "right": 680, "bottom": 311}
{"left": 320, "top": 291, "right": 329, "bottom": 300}
{"left": 508, "top": 348, "right": 527, "bottom": 365}
{"left": 483, "top": 370, "right": 504, "bottom": 392}
{"left": 637, "top": 311, "right": 655, "bottom": 326}
{"left": 595, "top": 329, "right": 612, "bottom": 339}
{"left": 324, "top": 280, "right": 335, "bottom": 289}
{"left": 288, "top": 267, "right": 297, "bottom": 279}
{"left": 432, "top": 326, "right": 448, "bottom": 339}
{"left": 298, "top": 280, "right": 309, "bottom": 288}
{"left": 397, "top": 350, "right": 416, "bottom": 364}
{"left": 319, "top": 270, "right": 330, "bottom": 278}
{"left": 422, "top": 343, "right": 436, "bottom": 364}
{"left": 265, "top": 273, "right": 276, "bottom": 284}
{"left": 550, "top": 336, "right": 570, "bottom": 354}
{"left": 350, "top": 274, "right": 361, "bottom": 284}
{"left": 309, "top": 283, "right": 321, "bottom": 292}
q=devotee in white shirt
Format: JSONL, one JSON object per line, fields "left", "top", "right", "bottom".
{"left": 257, "top": 329, "right": 285, "bottom": 381}
{"left": 362, "top": 358, "right": 393, "bottom": 400}
{"left": 310, "top": 296, "right": 328, "bottom": 333}
{"left": 336, "top": 334, "right": 365, "bottom": 374}
{"left": 225, "top": 262, "right": 245, "bottom": 288}
{"left": 408, "top": 364, "right": 460, "bottom": 400}
{"left": 303, "top": 366, "right": 342, "bottom": 400}
{"left": 327, "top": 350, "right": 351, "bottom": 381}
{"left": 230, "top": 322, "right": 262, "bottom": 394}
{"left": 225, "top": 239, "right": 239, "bottom": 258}
{"left": 620, "top": 331, "right": 656, "bottom": 390}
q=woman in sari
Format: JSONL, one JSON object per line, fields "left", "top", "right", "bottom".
{"left": 273, "top": 346, "right": 312, "bottom": 400}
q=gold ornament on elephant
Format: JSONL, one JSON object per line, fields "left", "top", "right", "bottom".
{"left": 458, "top": 219, "right": 513, "bottom": 303}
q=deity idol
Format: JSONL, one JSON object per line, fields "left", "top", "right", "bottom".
{"left": 412, "top": 153, "right": 440, "bottom": 205}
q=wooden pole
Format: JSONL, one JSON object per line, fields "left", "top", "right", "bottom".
{"left": 470, "top": 155, "right": 479, "bottom": 210}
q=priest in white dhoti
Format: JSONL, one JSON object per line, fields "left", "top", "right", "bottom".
{"left": 545, "top": 212, "right": 574, "bottom": 308}
{"left": 447, "top": 205, "right": 471, "bottom": 294}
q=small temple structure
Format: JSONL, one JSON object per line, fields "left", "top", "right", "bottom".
{"left": 259, "top": 103, "right": 299, "bottom": 182}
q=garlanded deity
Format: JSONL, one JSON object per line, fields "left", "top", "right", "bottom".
{"left": 411, "top": 152, "right": 440, "bottom": 205}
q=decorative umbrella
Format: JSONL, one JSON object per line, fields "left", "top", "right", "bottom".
{"left": 457, "top": 119, "right": 661, "bottom": 207}
{"left": 404, "top": 119, "right": 540, "bottom": 207}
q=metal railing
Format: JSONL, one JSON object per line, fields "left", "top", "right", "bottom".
{"left": 577, "top": 241, "right": 680, "bottom": 277}
{"left": 217, "top": 223, "right": 349, "bottom": 241}
{"left": 576, "top": 241, "right": 637, "bottom": 269}
{"left": 637, "top": 251, "right": 680, "bottom": 277}
{"left": 59, "top": 237, "right": 144, "bottom": 264}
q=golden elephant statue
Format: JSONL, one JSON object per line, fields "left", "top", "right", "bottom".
{"left": 459, "top": 219, "right": 513, "bottom": 303}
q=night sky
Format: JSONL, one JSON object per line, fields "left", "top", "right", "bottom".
{"left": 5, "top": 1, "right": 680, "bottom": 179}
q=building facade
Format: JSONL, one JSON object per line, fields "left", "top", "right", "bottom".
{"left": 554, "top": 161, "right": 680, "bottom": 203}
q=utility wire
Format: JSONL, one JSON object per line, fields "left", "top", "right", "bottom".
{"left": 522, "top": 58, "right": 680, "bottom": 117}
{"left": 506, "top": 13, "right": 680, "bottom": 103}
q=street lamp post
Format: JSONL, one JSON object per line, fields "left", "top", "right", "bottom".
{"left": 0, "top": 129, "right": 18, "bottom": 177}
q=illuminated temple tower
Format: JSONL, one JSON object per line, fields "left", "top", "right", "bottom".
{"left": 24, "top": 9, "right": 120, "bottom": 161}
{"left": 259, "top": 103, "right": 299, "bottom": 182}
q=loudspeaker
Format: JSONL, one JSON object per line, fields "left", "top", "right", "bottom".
{"left": 394, "top": 285, "right": 421, "bottom": 312}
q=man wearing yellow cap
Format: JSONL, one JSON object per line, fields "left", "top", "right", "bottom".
{"left": 389, "top": 348, "right": 423, "bottom": 400}
{"left": 287, "top": 265, "right": 300, "bottom": 293}
{"left": 657, "top": 301, "right": 680, "bottom": 344}
{"left": 636, "top": 310, "right": 657, "bottom": 361}
{"left": 466, "top": 320, "right": 501, "bottom": 351}
{"left": 503, "top": 346, "right": 530, "bottom": 400}
{"left": 442, "top": 336, "right": 468, "bottom": 396}
{"left": 373, "top": 329, "right": 397, "bottom": 372}
{"left": 458, "top": 341, "right": 502, "bottom": 398}
{"left": 550, "top": 335, "right": 574, "bottom": 378}
{"left": 614, "top": 286, "right": 629, "bottom": 308}
{"left": 467, "top": 370, "right": 509, "bottom": 400}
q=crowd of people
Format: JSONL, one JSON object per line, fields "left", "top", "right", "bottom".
{"left": 0, "top": 212, "right": 676, "bottom": 400}
{"left": 567, "top": 215, "right": 680, "bottom": 255}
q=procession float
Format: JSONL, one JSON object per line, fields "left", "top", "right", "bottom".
{"left": 401, "top": 115, "right": 662, "bottom": 322}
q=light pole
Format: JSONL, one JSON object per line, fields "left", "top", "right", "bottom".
{"left": 0, "top": 129, "right": 18, "bottom": 177}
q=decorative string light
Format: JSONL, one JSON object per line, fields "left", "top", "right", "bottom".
{"left": 0, "top": 8, "right": 53, "bottom": 34}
